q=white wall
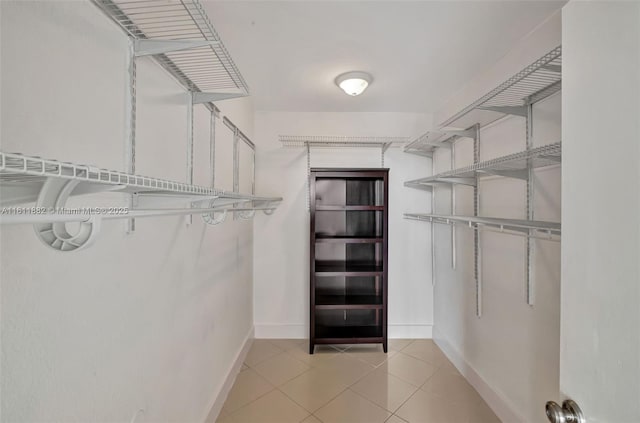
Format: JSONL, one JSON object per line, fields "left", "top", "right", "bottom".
{"left": 252, "top": 112, "right": 434, "bottom": 339}
{"left": 431, "top": 12, "right": 562, "bottom": 423}
{"left": 435, "top": 11, "right": 562, "bottom": 127}
{"left": 1, "top": 2, "right": 255, "bottom": 421}
{"left": 561, "top": 2, "right": 640, "bottom": 422}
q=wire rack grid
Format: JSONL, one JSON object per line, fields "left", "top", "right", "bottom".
{"left": 92, "top": 0, "right": 249, "bottom": 94}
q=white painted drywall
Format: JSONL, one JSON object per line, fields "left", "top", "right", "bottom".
{"left": 431, "top": 12, "right": 562, "bottom": 423}
{"left": 435, "top": 11, "right": 562, "bottom": 127}
{"left": 252, "top": 112, "right": 434, "bottom": 339}
{"left": 561, "top": 2, "right": 640, "bottom": 422}
{"left": 1, "top": 1, "right": 256, "bottom": 421}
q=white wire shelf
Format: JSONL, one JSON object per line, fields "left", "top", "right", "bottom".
{"left": 0, "top": 151, "right": 279, "bottom": 204}
{"left": 405, "top": 142, "right": 561, "bottom": 189}
{"left": 403, "top": 128, "right": 477, "bottom": 158}
{"left": 0, "top": 151, "right": 282, "bottom": 251}
{"left": 280, "top": 135, "right": 409, "bottom": 149}
{"left": 404, "top": 213, "right": 561, "bottom": 240}
{"left": 440, "top": 46, "right": 562, "bottom": 129}
{"left": 92, "top": 0, "right": 249, "bottom": 98}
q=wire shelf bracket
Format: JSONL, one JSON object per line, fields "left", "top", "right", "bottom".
{"left": 403, "top": 128, "right": 477, "bottom": 158}
{"left": 402, "top": 46, "right": 563, "bottom": 316}
{"left": 476, "top": 105, "right": 528, "bottom": 117}
{"left": 133, "top": 39, "right": 220, "bottom": 57}
{"left": 192, "top": 91, "right": 248, "bottom": 104}
{"left": 440, "top": 46, "right": 562, "bottom": 129}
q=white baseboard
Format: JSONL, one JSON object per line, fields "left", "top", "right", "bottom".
{"left": 203, "top": 327, "right": 254, "bottom": 423}
{"left": 255, "top": 324, "right": 306, "bottom": 339}
{"left": 389, "top": 324, "right": 433, "bottom": 338}
{"left": 433, "top": 328, "right": 523, "bottom": 423}
{"left": 254, "top": 324, "right": 432, "bottom": 339}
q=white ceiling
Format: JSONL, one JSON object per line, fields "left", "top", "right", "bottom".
{"left": 204, "top": 1, "right": 565, "bottom": 113}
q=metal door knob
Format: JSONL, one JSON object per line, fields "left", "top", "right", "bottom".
{"left": 545, "top": 399, "right": 585, "bottom": 423}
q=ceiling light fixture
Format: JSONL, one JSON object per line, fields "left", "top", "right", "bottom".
{"left": 335, "top": 71, "right": 372, "bottom": 96}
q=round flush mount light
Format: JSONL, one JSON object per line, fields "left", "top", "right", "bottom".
{"left": 335, "top": 71, "right": 373, "bottom": 96}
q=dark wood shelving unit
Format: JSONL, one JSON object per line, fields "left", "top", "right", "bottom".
{"left": 316, "top": 205, "right": 386, "bottom": 211}
{"left": 309, "top": 168, "right": 389, "bottom": 353}
{"left": 315, "top": 236, "right": 384, "bottom": 244}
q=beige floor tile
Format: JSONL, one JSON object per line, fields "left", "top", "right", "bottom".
{"left": 402, "top": 340, "right": 448, "bottom": 367}
{"left": 252, "top": 352, "right": 311, "bottom": 386}
{"left": 396, "top": 390, "right": 473, "bottom": 423}
{"left": 315, "top": 389, "right": 391, "bottom": 423}
{"left": 380, "top": 352, "right": 438, "bottom": 387}
{"left": 287, "top": 344, "right": 340, "bottom": 367}
{"left": 279, "top": 367, "right": 349, "bottom": 412}
{"left": 311, "top": 344, "right": 339, "bottom": 352}
{"left": 244, "top": 340, "right": 284, "bottom": 367}
{"left": 344, "top": 344, "right": 397, "bottom": 367}
{"left": 230, "top": 390, "right": 309, "bottom": 423}
{"left": 343, "top": 344, "right": 385, "bottom": 353}
{"left": 468, "top": 401, "right": 501, "bottom": 423}
{"left": 222, "top": 369, "right": 274, "bottom": 413}
{"left": 351, "top": 367, "right": 419, "bottom": 413}
{"left": 329, "top": 343, "right": 353, "bottom": 351}
{"left": 222, "top": 338, "right": 497, "bottom": 423}
{"left": 388, "top": 339, "right": 413, "bottom": 352}
{"left": 267, "top": 339, "right": 307, "bottom": 351}
{"left": 215, "top": 414, "right": 235, "bottom": 423}
{"left": 386, "top": 415, "right": 409, "bottom": 423}
{"left": 316, "top": 353, "right": 375, "bottom": 385}
{"left": 438, "top": 358, "right": 461, "bottom": 375}
{"left": 421, "top": 368, "right": 483, "bottom": 406}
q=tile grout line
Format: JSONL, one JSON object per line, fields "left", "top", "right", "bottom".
{"left": 344, "top": 387, "right": 395, "bottom": 420}
{"left": 231, "top": 340, "right": 454, "bottom": 423}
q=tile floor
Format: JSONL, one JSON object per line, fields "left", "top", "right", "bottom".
{"left": 215, "top": 339, "right": 500, "bottom": 423}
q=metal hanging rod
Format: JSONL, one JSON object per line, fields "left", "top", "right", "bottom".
{"left": 0, "top": 206, "right": 277, "bottom": 225}
{"left": 0, "top": 151, "right": 282, "bottom": 252}
{"left": 280, "top": 135, "right": 409, "bottom": 148}
{"left": 403, "top": 213, "right": 561, "bottom": 240}
{"left": 405, "top": 142, "right": 561, "bottom": 190}
{"left": 440, "top": 46, "right": 562, "bottom": 129}
{"left": 92, "top": 0, "right": 249, "bottom": 100}
{"left": 223, "top": 117, "right": 256, "bottom": 149}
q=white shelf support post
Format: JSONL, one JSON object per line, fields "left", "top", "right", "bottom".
{"left": 473, "top": 124, "right": 482, "bottom": 317}
{"left": 232, "top": 127, "right": 240, "bottom": 220}
{"left": 210, "top": 107, "right": 217, "bottom": 188}
{"left": 186, "top": 91, "right": 195, "bottom": 225}
{"left": 451, "top": 141, "right": 456, "bottom": 270}
{"left": 525, "top": 102, "right": 535, "bottom": 305}
{"left": 381, "top": 142, "right": 391, "bottom": 167}
{"left": 125, "top": 37, "right": 137, "bottom": 234}
{"left": 430, "top": 148, "right": 437, "bottom": 287}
